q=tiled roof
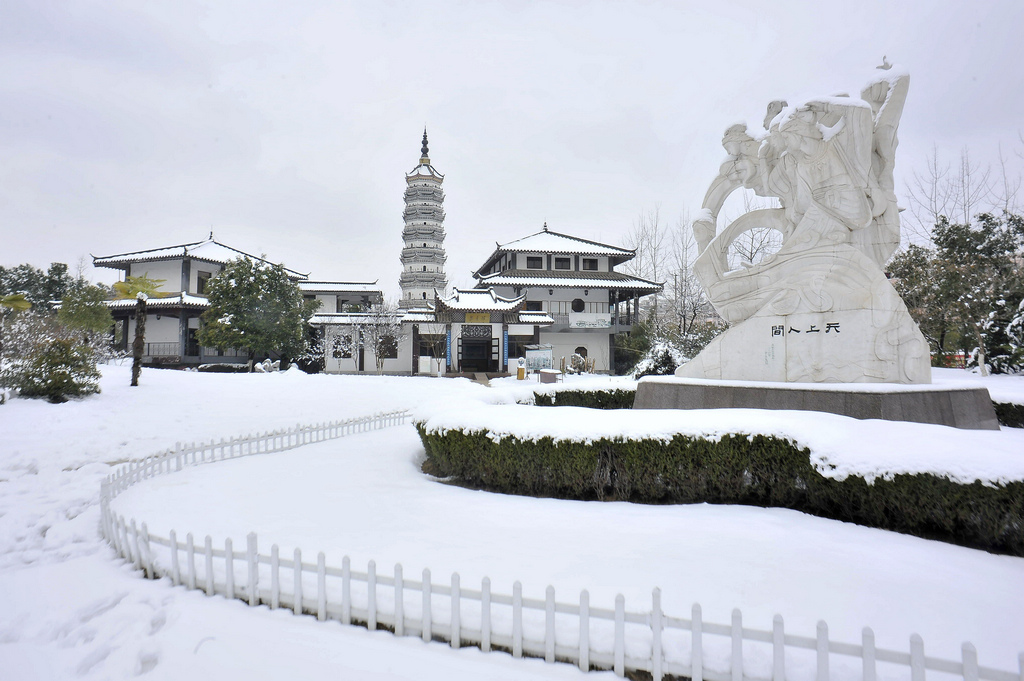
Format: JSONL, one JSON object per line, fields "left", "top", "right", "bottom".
{"left": 438, "top": 288, "right": 525, "bottom": 312}
{"left": 104, "top": 293, "right": 210, "bottom": 310}
{"left": 93, "top": 237, "right": 308, "bottom": 279}
{"left": 475, "top": 269, "right": 662, "bottom": 292}
{"left": 298, "top": 281, "right": 382, "bottom": 294}
{"left": 495, "top": 229, "right": 634, "bottom": 256}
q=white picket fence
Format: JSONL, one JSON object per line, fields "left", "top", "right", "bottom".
{"left": 99, "top": 412, "right": 1024, "bottom": 681}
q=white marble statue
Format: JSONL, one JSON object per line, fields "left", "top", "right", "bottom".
{"left": 678, "top": 66, "right": 931, "bottom": 383}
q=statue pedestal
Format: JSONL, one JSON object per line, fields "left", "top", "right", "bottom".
{"left": 634, "top": 376, "right": 1000, "bottom": 430}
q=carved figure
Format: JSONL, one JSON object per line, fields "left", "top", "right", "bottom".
{"left": 678, "top": 68, "right": 930, "bottom": 383}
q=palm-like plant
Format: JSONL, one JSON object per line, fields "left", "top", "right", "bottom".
{"left": 1, "top": 293, "right": 31, "bottom": 312}
{"left": 113, "top": 274, "right": 166, "bottom": 387}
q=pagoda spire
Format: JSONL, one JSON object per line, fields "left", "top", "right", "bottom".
{"left": 420, "top": 128, "right": 430, "bottom": 163}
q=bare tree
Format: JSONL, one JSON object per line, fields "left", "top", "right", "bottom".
{"left": 621, "top": 207, "right": 668, "bottom": 329}
{"left": 905, "top": 147, "right": 996, "bottom": 240}
{"left": 362, "top": 300, "right": 407, "bottom": 375}
{"left": 665, "top": 215, "right": 711, "bottom": 341}
{"left": 417, "top": 322, "right": 449, "bottom": 374}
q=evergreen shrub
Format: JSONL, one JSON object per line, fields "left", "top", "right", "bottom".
{"left": 4, "top": 338, "right": 101, "bottom": 403}
{"left": 417, "top": 424, "right": 1024, "bottom": 555}
{"left": 197, "top": 363, "right": 249, "bottom": 373}
{"left": 994, "top": 402, "right": 1024, "bottom": 428}
{"left": 532, "top": 388, "right": 636, "bottom": 409}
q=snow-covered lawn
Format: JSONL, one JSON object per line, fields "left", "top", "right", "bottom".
{"left": 2, "top": 363, "right": 1023, "bottom": 679}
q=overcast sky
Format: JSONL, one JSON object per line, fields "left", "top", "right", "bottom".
{"left": 2, "top": 0, "right": 1022, "bottom": 296}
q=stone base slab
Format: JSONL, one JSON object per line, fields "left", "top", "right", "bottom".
{"left": 634, "top": 377, "right": 1000, "bottom": 430}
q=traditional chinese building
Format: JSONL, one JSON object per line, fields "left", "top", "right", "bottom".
{"left": 472, "top": 225, "right": 662, "bottom": 372}
{"left": 92, "top": 235, "right": 381, "bottom": 366}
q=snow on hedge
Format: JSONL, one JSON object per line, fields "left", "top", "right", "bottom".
{"left": 418, "top": 403, "right": 1024, "bottom": 485}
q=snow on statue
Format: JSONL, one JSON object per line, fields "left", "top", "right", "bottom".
{"left": 679, "top": 64, "right": 931, "bottom": 383}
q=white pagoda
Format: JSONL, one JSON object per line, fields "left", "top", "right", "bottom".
{"left": 399, "top": 130, "right": 447, "bottom": 308}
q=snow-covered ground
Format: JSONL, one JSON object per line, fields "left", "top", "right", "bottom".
{"left": 2, "top": 363, "right": 1023, "bottom": 679}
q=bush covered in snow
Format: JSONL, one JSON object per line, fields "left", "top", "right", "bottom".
{"left": 532, "top": 388, "right": 635, "bottom": 409}
{"left": 0, "top": 310, "right": 101, "bottom": 403}
{"left": 417, "top": 425, "right": 1024, "bottom": 555}
{"left": 994, "top": 402, "right": 1024, "bottom": 428}
{"left": 631, "top": 341, "right": 688, "bottom": 378}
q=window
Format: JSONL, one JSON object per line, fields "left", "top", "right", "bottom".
{"left": 526, "top": 256, "right": 543, "bottom": 269}
{"left": 525, "top": 301, "right": 543, "bottom": 311}
{"left": 422, "top": 265, "right": 427, "bottom": 271}
{"left": 582, "top": 258, "right": 598, "bottom": 271}
{"left": 378, "top": 335, "right": 399, "bottom": 359}
{"left": 555, "top": 257, "right": 571, "bottom": 270}
{"left": 574, "top": 346, "right": 588, "bottom": 358}
{"left": 332, "top": 335, "right": 353, "bottom": 359}
{"left": 571, "top": 298, "right": 585, "bottom": 313}
{"left": 197, "top": 271, "right": 212, "bottom": 294}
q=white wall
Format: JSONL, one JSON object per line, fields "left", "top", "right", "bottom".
{"left": 128, "top": 260, "right": 183, "bottom": 293}
{"left": 127, "top": 314, "right": 180, "bottom": 345}
{"left": 538, "top": 331, "right": 610, "bottom": 372}
{"left": 321, "top": 326, "right": 415, "bottom": 375}
{"left": 189, "top": 260, "right": 225, "bottom": 295}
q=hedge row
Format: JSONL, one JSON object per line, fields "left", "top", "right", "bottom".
{"left": 994, "top": 402, "right": 1024, "bottom": 428}
{"left": 532, "top": 388, "right": 635, "bottom": 409}
{"left": 534, "top": 387, "right": 1024, "bottom": 428}
{"left": 417, "top": 425, "right": 1024, "bottom": 556}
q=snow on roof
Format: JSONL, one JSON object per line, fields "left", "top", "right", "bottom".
{"left": 104, "top": 293, "right": 210, "bottom": 310}
{"left": 406, "top": 162, "right": 444, "bottom": 180}
{"left": 476, "top": 269, "right": 662, "bottom": 293}
{"left": 298, "top": 281, "right": 382, "bottom": 295}
{"left": 92, "top": 236, "right": 308, "bottom": 279}
{"left": 517, "top": 310, "right": 554, "bottom": 324}
{"left": 438, "top": 287, "right": 525, "bottom": 311}
{"left": 495, "top": 229, "right": 634, "bottom": 257}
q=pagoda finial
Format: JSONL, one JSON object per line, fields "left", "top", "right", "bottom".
{"left": 543, "top": 221, "right": 548, "bottom": 231}
{"left": 420, "top": 128, "right": 430, "bottom": 162}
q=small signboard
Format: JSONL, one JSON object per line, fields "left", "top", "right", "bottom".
{"left": 524, "top": 344, "right": 553, "bottom": 370}
{"left": 465, "top": 312, "right": 491, "bottom": 324}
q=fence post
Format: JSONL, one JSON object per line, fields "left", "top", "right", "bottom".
{"left": 545, "top": 585, "right": 556, "bottom": 663}
{"left": 817, "top": 621, "right": 829, "bottom": 681}
{"left": 773, "top": 615, "right": 785, "bottom": 681}
{"left": 652, "top": 588, "right": 663, "bottom": 681}
{"left": 962, "top": 643, "right": 978, "bottom": 681}
{"left": 317, "top": 552, "right": 327, "bottom": 622}
{"left": 394, "top": 564, "right": 404, "bottom": 636}
{"left": 513, "top": 581, "right": 523, "bottom": 658}
{"left": 910, "top": 634, "right": 925, "bottom": 681}
{"left": 481, "top": 577, "right": 491, "bottom": 653}
{"left": 271, "top": 544, "right": 280, "bottom": 609}
{"left": 225, "top": 538, "right": 234, "bottom": 599}
{"left": 614, "top": 594, "right": 625, "bottom": 677}
{"left": 186, "top": 532, "right": 196, "bottom": 590}
{"left": 293, "top": 548, "right": 303, "bottom": 616}
{"left": 342, "top": 556, "right": 351, "bottom": 625}
{"left": 169, "top": 530, "right": 180, "bottom": 586}
{"left": 732, "top": 608, "right": 743, "bottom": 681}
{"left": 692, "top": 603, "right": 704, "bottom": 681}
{"left": 863, "top": 627, "right": 876, "bottom": 681}
{"left": 451, "top": 572, "right": 461, "bottom": 649}
{"left": 204, "top": 535, "right": 214, "bottom": 596}
{"left": 422, "top": 568, "right": 432, "bottom": 643}
{"left": 140, "top": 523, "right": 153, "bottom": 578}
{"left": 580, "top": 589, "right": 590, "bottom": 672}
{"left": 128, "top": 519, "right": 141, "bottom": 570}
{"left": 368, "top": 559, "right": 377, "bottom": 630}
{"left": 247, "top": 533, "right": 258, "bottom": 607}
